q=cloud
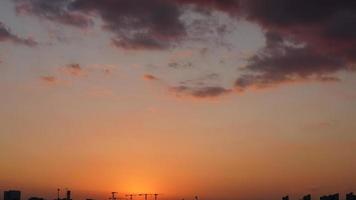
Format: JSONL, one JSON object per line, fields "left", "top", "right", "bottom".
{"left": 232, "top": 0, "right": 356, "bottom": 89}
{"left": 234, "top": 32, "right": 346, "bottom": 90}
{"left": 15, "top": 0, "right": 93, "bottom": 28}
{"left": 180, "top": 73, "right": 220, "bottom": 86}
{"left": 176, "top": 0, "right": 240, "bottom": 13}
{"left": 0, "top": 22, "right": 37, "bottom": 46}
{"left": 168, "top": 61, "right": 193, "bottom": 69}
{"left": 183, "top": 0, "right": 356, "bottom": 92}
{"left": 16, "top": 0, "right": 186, "bottom": 50}
{"left": 143, "top": 74, "right": 160, "bottom": 81}
{"left": 60, "top": 63, "right": 85, "bottom": 77}
{"left": 171, "top": 85, "right": 231, "bottom": 98}
{"left": 242, "top": 0, "right": 356, "bottom": 56}
{"left": 72, "top": 0, "right": 188, "bottom": 50}
{"left": 40, "top": 76, "right": 59, "bottom": 85}
{"left": 111, "top": 34, "right": 168, "bottom": 50}
{"left": 15, "top": 0, "right": 356, "bottom": 96}
{"left": 14, "top": 0, "right": 239, "bottom": 50}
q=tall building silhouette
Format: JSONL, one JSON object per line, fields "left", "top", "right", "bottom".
{"left": 4, "top": 191, "right": 21, "bottom": 200}
{"left": 346, "top": 193, "right": 356, "bottom": 200}
{"left": 66, "top": 191, "right": 71, "bottom": 200}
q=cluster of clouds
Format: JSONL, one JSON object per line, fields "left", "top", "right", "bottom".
{"left": 39, "top": 63, "right": 85, "bottom": 85}
{"left": 40, "top": 63, "right": 114, "bottom": 86}
{"left": 5, "top": 0, "right": 356, "bottom": 98}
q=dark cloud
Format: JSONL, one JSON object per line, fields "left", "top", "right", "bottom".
{"left": 235, "top": 32, "right": 346, "bottom": 90}
{"left": 71, "top": 0, "right": 186, "bottom": 50}
{"left": 171, "top": 85, "right": 231, "bottom": 98}
{"left": 176, "top": 0, "right": 240, "bottom": 13}
{"left": 16, "top": 0, "right": 186, "bottom": 50}
{"left": 15, "top": 0, "right": 92, "bottom": 28}
{"left": 15, "top": 0, "right": 240, "bottom": 50}
{"left": 0, "top": 22, "right": 37, "bottom": 46}
{"left": 231, "top": 0, "right": 356, "bottom": 90}
{"left": 243, "top": 0, "right": 356, "bottom": 28}
{"left": 241, "top": 0, "right": 356, "bottom": 57}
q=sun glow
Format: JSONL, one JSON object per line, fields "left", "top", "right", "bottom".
{"left": 120, "top": 178, "right": 158, "bottom": 194}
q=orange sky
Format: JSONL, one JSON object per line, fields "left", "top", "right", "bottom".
{"left": 1, "top": 1, "right": 356, "bottom": 200}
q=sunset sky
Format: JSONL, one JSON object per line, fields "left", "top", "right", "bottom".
{"left": 1, "top": 1, "right": 356, "bottom": 200}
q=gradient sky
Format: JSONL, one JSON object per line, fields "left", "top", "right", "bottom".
{"left": 1, "top": 1, "right": 356, "bottom": 200}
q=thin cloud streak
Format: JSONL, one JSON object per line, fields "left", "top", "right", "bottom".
{"left": 143, "top": 74, "right": 160, "bottom": 81}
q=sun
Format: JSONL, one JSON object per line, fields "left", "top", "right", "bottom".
{"left": 118, "top": 177, "right": 158, "bottom": 194}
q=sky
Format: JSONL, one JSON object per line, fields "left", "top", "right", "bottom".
{"left": 0, "top": 1, "right": 356, "bottom": 200}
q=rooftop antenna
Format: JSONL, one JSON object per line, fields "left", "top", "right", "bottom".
{"left": 57, "top": 189, "right": 60, "bottom": 200}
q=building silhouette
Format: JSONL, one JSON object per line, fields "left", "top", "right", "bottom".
{"left": 4, "top": 191, "right": 21, "bottom": 200}
{"left": 28, "top": 197, "right": 44, "bottom": 200}
{"left": 320, "top": 193, "right": 339, "bottom": 200}
{"left": 303, "top": 194, "right": 311, "bottom": 200}
{"left": 65, "top": 191, "right": 71, "bottom": 200}
{"left": 282, "top": 195, "right": 289, "bottom": 200}
{"left": 347, "top": 193, "right": 356, "bottom": 200}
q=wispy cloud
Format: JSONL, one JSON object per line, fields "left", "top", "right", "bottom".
{"left": 170, "top": 85, "right": 232, "bottom": 99}
{"left": 60, "top": 63, "right": 86, "bottom": 77}
{"left": 0, "top": 22, "right": 37, "bottom": 46}
{"left": 143, "top": 74, "right": 160, "bottom": 81}
{"left": 39, "top": 76, "right": 59, "bottom": 85}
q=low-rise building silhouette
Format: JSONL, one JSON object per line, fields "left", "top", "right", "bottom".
{"left": 4, "top": 191, "right": 21, "bottom": 200}
{"left": 320, "top": 193, "right": 339, "bottom": 200}
{"left": 347, "top": 193, "right": 356, "bottom": 200}
{"left": 282, "top": 195, "right": 289, "bottom": 200}
{"left": 303, "top": 194, "right": 311, "bottom": 200}
{"left": 28, "top": 197, "right": 44, "bottom": 200}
